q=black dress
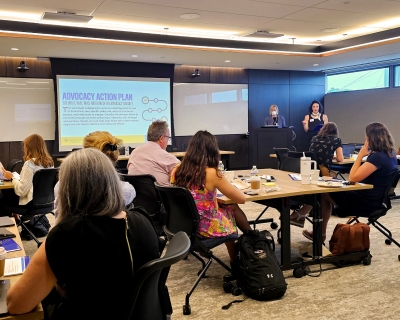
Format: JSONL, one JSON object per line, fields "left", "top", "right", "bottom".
{"left": 307, "top": 113, "right": 325, "bottom": 145}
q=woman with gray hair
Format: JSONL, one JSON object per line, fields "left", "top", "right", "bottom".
{"left": 264, "top": 104, "right": 287, "bottom": 128}
{"left": 7, "top": 148, "right": 160, "bottom": 319}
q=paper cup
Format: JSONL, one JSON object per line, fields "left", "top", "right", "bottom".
{"left": 224, "top": 171, "right": 234, "bottom": 181}
{"left": 0, "top": 247, "right": 6, "bottom": 277}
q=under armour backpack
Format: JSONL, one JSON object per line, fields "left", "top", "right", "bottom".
{"left": 236, "top": 230, "right": 287, "bottom": 301}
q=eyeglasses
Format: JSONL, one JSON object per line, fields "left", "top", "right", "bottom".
{"left": 164, "top": 135, "right": 170, "bottom": 139}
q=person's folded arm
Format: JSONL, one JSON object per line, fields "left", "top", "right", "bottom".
{"left": 12, "top": 162, "right": 34, "bottom": 197}
{"left": 7, "top": 240, "right": 57, "bottom": 314}
{"left": 349, "top": 142, "right": 375, "bottom": 182}
{"left": 335, "top": 147, "right": 344, "bottom": 162}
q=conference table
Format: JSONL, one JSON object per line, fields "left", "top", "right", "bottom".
{"left": 0, "top": 182, "right": 14, "bottom": 190}
{"left": 0, "top": 219, "right": 43, "bottom": 320}
{"left": 217, "top": 168, "right": 373, "bottom": 274}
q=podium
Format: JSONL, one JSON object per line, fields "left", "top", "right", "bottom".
{"left": 253, "top": 127, "right": 293, "bottom": 169}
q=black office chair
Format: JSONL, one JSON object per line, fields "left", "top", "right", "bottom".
{"left": 127, "top": 231, "right": 190, "bottom": 320}
{"left": 288, "top": 151, "right": 317, "bottom": 162}
{"left": 281, "top": 157, "right": 300, "bottom": 173}
{"left": 336, "top": 169, "right": 400, "bottom": 261}
{"left": 274, "top": 148, "right": 290, "bottom": 170}
{"left": 154, "top": 183, "right": 237, "bottom": 315}
{"left": 6, "top": 159, "right": 23, "bottom": 173}
{"left": 4, "top": 168, "right": 59, "bottom": 247}
{"left": 122, "top": 174, "right": 165, "bottom": 236}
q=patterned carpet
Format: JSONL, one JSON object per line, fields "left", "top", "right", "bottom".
{"left": 22, "top": 190, "right": 400, "bottom": 320}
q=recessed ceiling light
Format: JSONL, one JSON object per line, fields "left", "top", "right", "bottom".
{"left": 225, "top": 60, "right": 230, "bottom": 63}
{"left": 160, "top": 57, "right": 165, "bottom": 59}
{"left": 180, "top": 13, "right": 200, "bottom": 20}
{"left": 343, "top": 1, "right": 351, "bottom": 4}
{"left": 321, "top": 28, "right": 339, "bottom": 33}
{"left": 317, "top": 40, "right": 321, "bottom": 42}
{"left": 313, "top": 64, "right": 319, "bottom": 66}
{"left": 11, "top": 48, "right": 18, "bottom": 50}
{"left": 132, "top": 55, "right": 138, "bottom": 57}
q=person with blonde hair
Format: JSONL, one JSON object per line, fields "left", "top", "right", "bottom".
{"left": 7, "top": 148, "right": 160, "bottom": 318}
{"left": 264, "top": 104, "right": 287, "bottom": 128}
{"left": 53, "top": 131, "right": 136, "bottom": 218}
{"left": 2, "top": 134, "right": 54, "bottom": 206}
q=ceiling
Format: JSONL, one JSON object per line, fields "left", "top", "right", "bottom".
{"left": 1, "top": 0, "right": 400, "bottom": 71}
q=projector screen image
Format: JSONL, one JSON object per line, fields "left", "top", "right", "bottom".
{"left": 57, "top": 75, "right": 171, "bottom": 152}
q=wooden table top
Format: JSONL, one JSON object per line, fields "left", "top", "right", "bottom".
{"left": 0, "top": 182, "right": 14, "bottom": 190}
{"left": 0, "top": 219, "right": 43, "bottom": 320}
{"left": 58, "top": 150, "right": 235, "bottom": 162}
{"left": 217, "top": 168, "right": 373, "bottom": 205}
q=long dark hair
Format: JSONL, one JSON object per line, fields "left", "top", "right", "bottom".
{"left": 308, "top": 100, "right": 323, "bottom": 114}
{"left": 318, "top": 122, "right": 338, "bottom": 138}
{"left": 174, "top": 131, "right": 221, "bottom": 189}
{"left": 366, "top": 122, "right": 396, "bottom": 157}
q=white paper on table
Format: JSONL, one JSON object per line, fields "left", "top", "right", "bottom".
{"left": 231, "top": 179, "right": 250, "bottom": 190}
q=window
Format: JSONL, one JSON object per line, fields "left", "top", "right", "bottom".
{"left": 394, "top": 66, "right": 400, "bottom": 86}
{"left": 326, "top": 67, "right": 389, "bottom": 93}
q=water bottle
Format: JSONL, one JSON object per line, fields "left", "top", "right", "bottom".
{"left": 218, "top": 161, "right": 225, "bottom": 174}
{"left": 250, "top": 165, "right": 259, "bottom": 177}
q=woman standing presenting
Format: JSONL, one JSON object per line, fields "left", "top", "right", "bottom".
{"left": 302, "top": 100, "right": 328, "bottom": 144}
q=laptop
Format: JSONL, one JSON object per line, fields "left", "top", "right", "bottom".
{"left": 342, "top": 144, "right": 356, "bottom": 158}
{"left": 0, "top": 280, "right": 10, "bottom": 315}
{"left": 261, "top": 125, "right": 279, "bottom": 128}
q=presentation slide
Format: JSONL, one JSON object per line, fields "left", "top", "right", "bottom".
{"left": 0, "top": 78, "right": 55, "bottom": 142}
{"left": 57, "top": 75, "right": 171, "bottom": 152}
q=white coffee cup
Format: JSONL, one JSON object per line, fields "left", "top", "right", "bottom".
{"left": 0, "top": 247, "right": 6, "bottom": 277}
{"left": 224, "top": 171, "right": 234, "bottom": 181}
{"left": 250, "top": 176, "right": 261, "bottom": 194}
{"left": 311, "top": 169, "right": 320, "bottom": 184}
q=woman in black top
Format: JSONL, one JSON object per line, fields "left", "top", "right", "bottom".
{"left": 302, "top": 100, "right": 328, "bottom": 144}
{"left": 7, "top": 148, "right": 160, "bottom": 319}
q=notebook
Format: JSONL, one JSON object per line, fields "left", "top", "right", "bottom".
{"left": 0, "top": 228, "right": 15, "bottom": 240}
{"left": 0, "top": 238, "right": 22, "bottom": 252}
{"left": 0, "top": 280, "right": 10, "bottom": 315}
{"left": 0, "top": 217, "right": 14, "bottom": 227}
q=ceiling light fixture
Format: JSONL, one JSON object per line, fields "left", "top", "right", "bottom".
{"left": 40, "top": 12, "right": 93, "bottom": 24}
{"left": 132, "top": 55, "right": 138, "bottom": 57}
{"left": 321, "top": 28, "right": 339, "bottom": 33}
{"left": 11, "top": 48, "right": 18, "bottom": 50}
{"left": 225, "top": 60, "right": 230, "bottom": 62}
{"left": 242, "top": 31, "right": 284, "bottom": 39}
{"left": 313, "top": 64, "right": 319, "bottom": 66}
{"left": 180, "top": 13, "right": 200, "bottom": 20}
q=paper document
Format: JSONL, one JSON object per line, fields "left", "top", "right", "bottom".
{"left": 4, "top": 256, "right": 30, "bottom": 276}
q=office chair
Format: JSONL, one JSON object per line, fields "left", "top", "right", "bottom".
{"left": 6, "top": 159, "right": 23, "bottom": 173}
{"left": 288, "top": 151, "right": 317, "bottom": 163}
{"left": 122, "top": 174, "right": 165, "bottom": 236}
{"left": 273, "top": 148, "right": 290, "bottom": 170}
{"left": 3, "top": 168, "right": 59, "bottom": 247}
{"left": 128, "top": 231, "right": 190, "bottom": 320}
{"left": 336, "top": 169, "right": 400, "bottom": 261}
{"left": 154, "top": 183, "right": 238, "bottom": 315}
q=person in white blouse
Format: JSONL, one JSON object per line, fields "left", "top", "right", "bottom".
{"left": 1, "top": 134, "right": 54, "bottom": 216}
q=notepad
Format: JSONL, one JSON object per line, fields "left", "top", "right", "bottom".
{"left": 288, "top": 173, "right": 301, "bottom": 181}
{"left": 0, "top": 238, "right": 22, "bottom": 252}
{"left": 0, "top": 217, "right": 14, "bottom": 227}
{"left": 0, "top": 228, "right": 15, "bottom": 240}
{"left": 4, "top": 256, "right": 30, "bottom": 276}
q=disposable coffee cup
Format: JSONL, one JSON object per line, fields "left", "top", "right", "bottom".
{"left": 250, "top": 176, "right": 261, "bottom": 193}
{"left": 301, "top": 174, "right": 311, "bottom": 185}
{"left": 224, "top": 171, "right": 234, "bottom": 181}
{"left": 311, "top": 169, "right": 320, "bottom": 184}
{"left": 0, "top": 247, "right": 6, "bottom": 277}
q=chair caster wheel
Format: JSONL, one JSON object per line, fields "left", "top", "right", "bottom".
{"left": 231, "top": 286, "right": 242, "bottom": 296}
{"left": 385, "top": 239, "right": 392, "bottom": 245}
{"left": 270, "top": 222, "right": 278, "bottom": 229}
{"left": 223, "top": 274, "right": 235, "bottom": 282}
{"left": 277, "top": 237, "right": 282, "bottom": 245}
{"left": 363, "top": 255, "right": 372, "bottom": 265}
{"left": 293, "top": 268, "right": 306, "bottom": 278}
{"left": 183, "top": 305, "right": 191, "bottom": 315}
{"left": 223, "top": 281, "right": 234, "bottom": 293}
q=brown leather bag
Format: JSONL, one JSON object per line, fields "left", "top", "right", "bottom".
{"left": 329, "top": 218, "right": 370, "bottom": 255}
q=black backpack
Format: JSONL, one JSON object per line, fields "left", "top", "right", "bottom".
{"left": 236, "top": 230, "right": 287, "bottom": 301}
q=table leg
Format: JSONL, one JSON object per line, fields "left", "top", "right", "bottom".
{"left": 312, "top": 194, "right": 323, "bottom": 259}
{"left": 280, "top": 197, "right": 292, "bottom": 270}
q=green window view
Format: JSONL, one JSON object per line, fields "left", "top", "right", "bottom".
{"left": 326, "top": 67, "right": 389, "bottom": 93}
{"left": 394, "top": 66, "right": 400, "bottom": 86}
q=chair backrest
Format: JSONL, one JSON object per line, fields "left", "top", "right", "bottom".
{"left": 128, "top": 231, "right": 190, "bottom": 320}
{"left": 288, "top": 151, "right": 317, "bottom": 162}
{"left": 280, "top": 157, "right": 300, "bottom": 173}
{"left": 154, "top": 183, "right": 199, "bottom": 239}
{"left": 383, "top": 169, "right": 400, "bottom": 210}
{"left": 122, "top": 174, "right": 163, "bottom": 219}
{"left": 6, "top": 159, "right": 23, "bottom": 173}
{"left": 273, "top": 148, "right": 290, "bottom": 170}
{"left": 31, "top": 168, "right": 59, "bottom": 208}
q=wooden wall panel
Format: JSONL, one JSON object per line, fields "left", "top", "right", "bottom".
{"left": 249, "top": 69, "right": 290, "bottom": 85}
{"left": 0, "top": 57, "right": 7, "bottom": 77}
{"left": 209, "top": 67, "right": 248, "bottom": 84}
{"left": 173, "top": 65, "right": 210, "bottom": 83}
{"left": 5, "top": 57, "right": 52, "bottom": 78}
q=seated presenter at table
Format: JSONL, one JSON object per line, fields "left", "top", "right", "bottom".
{"left": 53, "top": 131, "right": 136, "bottom": 219}
{"left": 1, "top": 134, "right": 53, "bottom": 219}
{"left": 264, "top": 104, "right": 287, "bottom": 128}
{"left": 7, "top": 148, "right": 160, "bottom": 319}
{"left": 298, "top": 123, "right": 397, "bottom": 242}
{"left": 170, "top": 130, "right": 251, "bottom": 262}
